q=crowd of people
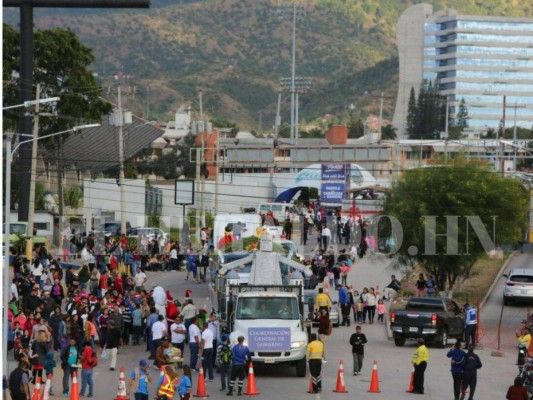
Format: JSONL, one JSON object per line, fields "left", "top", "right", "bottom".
{"left": 5, "top": 231, "right": 227, "bottom": 400}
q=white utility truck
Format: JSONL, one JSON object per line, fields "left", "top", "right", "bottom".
{"left": 216, "top": 235, "right": 312, "bottom": 377}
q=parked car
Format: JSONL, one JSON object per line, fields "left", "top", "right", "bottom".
{"left": 129, "top": 227, "right": 168, "bottom": 241}
{"left": 390, "top": 296, "right": 465, "bottom": 348}
{"left": 94, "top": 221, "right": 132, "bottom": 237}
{"left": 503, "top": 268, "right": 533, "bottom": 305}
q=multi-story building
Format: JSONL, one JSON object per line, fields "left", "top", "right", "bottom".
{"left": 393, "top": 4, "right": 533, "bottom": 137}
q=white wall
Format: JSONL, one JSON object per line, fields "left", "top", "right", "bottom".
{"left": 83, "top": 179, "right": 147, "bottom": 229}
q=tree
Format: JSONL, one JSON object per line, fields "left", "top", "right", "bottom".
{"left": 381, "top": 124, "right": 397, "bottom": 140}
{"left": 348, "top": 117, "right": 364, "bottom": 139}
{"left": 176, "top": 133, "right": 197, "bottom": 178}
{"left": 381, "top": 158, "right": 528, "bottom": 292}
{"left": 407, "top": 81, "right": 446, "bottom": 139}
{"left": 406, "top": 87, "right": 417, "bottom": 138}
{"left": 456, "top": 98, "right": 469, "bottom": 128}
{"left": 3, "top": 24, "right": 111, "bottom": 213}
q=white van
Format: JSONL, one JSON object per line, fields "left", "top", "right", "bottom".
{"left": 213, "top": 213, "right": 262, "bottom": 250}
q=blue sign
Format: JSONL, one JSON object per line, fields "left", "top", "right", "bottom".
{"left": 321, "top": 164, "right": 346, "bottom": 181}
{"left": 248, "top": 327, "right": 291, "bottom": 351}
{"left": 320, "top": 182, "right": 345, "bottom": 204}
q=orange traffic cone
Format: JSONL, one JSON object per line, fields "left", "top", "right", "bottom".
{"left": 159, "top": 365, "right": 165, "bottom": 378}
{"left": 193, "top": 367, "right": 209, "bottom": 398}
{"left": 114, "top": 367, "right": 128, "bottom": 400}
{"left": 70, "top": 371, "right": 80, "bottom": 400}
{"left": 368, "top": 360, "right": 381, "bottom": 393}
{"left": 307, "top": 375, "right": 314, "bottom": 393}
{"left": 406, "top": 366, "right": 414, "bottom": 392}
{"left": 244, "top": 362, "right": 260, "bottom": 395}
{"left": 31, "top": 377, "right": 42, "bottom": 400}
{"left": 40, "top": 374, "right": 52, "bottom": 400}
{"left": 333, "top": 360, "right": 349, "bottom": 393}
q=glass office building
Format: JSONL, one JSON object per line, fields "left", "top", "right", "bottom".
{"left": 393, "top": 5, "right": 533, "bottom": 137}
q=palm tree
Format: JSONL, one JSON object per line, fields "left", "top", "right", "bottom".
{"left": 381, "top": 124, "right": 398, "bottom": 140}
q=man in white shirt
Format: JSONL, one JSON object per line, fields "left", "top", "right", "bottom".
{"left": 181, "top": 299, "right": 198, "bottom": 332}
{"left": 10, "top": 278, "right": 19, "bottom": 301}
{"left": 151, "top": 315, "right": 167, "bottom": 358}
{"left": 188, "top": 318, "right": 202, "bottom": 372}
{"left": 133, "top": 267, "right": 147, "bottom": 292}
{"left": 169, "top": 246, "right": 178, "bottom": 271}
{"left": 321, "top": 226, "right": 332, "bottom": 250}
{"left": 207, "top": 312, "right": 220, "bottom": 367}
{"left": 170, "top": 315, "right": 187, "bottom": 359}
{"left": 199, "top": 321, "right": 215, "bottom": 381}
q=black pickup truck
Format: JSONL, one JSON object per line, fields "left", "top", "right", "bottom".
{"left": 390, "top": 297, "right": 465, "bottom": 348}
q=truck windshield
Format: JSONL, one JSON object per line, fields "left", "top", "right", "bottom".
{"left": 236, "top": 297, "right": 299, "bottom": 320}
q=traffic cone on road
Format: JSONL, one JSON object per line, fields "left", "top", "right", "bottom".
{"left": 368, "top": 360, "right": 381, "bottom": 393}
{"left": 31, "top": 377, "right": 42, "bottom": 400}
{"left": 244, "top": 362, "right": 260, "bottom": 395}
{"left": 406, "top": 366, "right": 414, "bottom": 392}
{"left": 40, "top": 374, "right": 52, "bottom": 400}
{"left": 332, "top": 360, "right": 349, "bottom": 393}
{"left": 114, "top": 367, "right": 129, "bottom": 400}
{"left": 70, "top": 371, "right": 80, "bottom": 400}
{"left": 193, "top": 367, "right": 209, "bottom": 398}
{"left": 159, "top": 365, "right": 165, "bottom": 378}
{"left": 307, "top": 375, "right": 314, "bottom": 393}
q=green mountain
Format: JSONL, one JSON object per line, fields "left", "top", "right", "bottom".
{"left": 4, "top": 0, "right": 532, "bottom": 129}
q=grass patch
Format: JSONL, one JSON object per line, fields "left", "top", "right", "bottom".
{"left": 390, "top": 253, "right": 509, "bottom": 312}
{"left": 453, "top": 252, "right": 509, "bottom": 306}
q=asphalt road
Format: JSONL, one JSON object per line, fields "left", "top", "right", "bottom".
{"left": 9, "top": 249, "right": 520, "bottom": 400}
{"left": 479, "top": 251, "right": 533, "bottom": 353}
{"left": 9, "top": 225, "right": 522, "bottom": 400}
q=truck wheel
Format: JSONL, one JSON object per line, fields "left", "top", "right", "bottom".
{"left": 296, "top": 358, "right": 307, "bottom": 377}
{"left": 504, "top": 297, "right": 511, "bottom": 306}
{"left": 436, "top": 329, "right": 448, "bottom": 348}
{"left": 393, "top": 334, "right": 406, "bottom": 347}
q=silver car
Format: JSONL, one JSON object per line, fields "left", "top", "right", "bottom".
{"left": 503, "top": 268, "right": 533, "bottom": 305}
{"left": 303, "top": 289, "right": 340, "bottom": 327}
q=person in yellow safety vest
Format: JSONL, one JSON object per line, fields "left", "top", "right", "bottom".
{"left": 410, "top": 338, "right": 429, "bottom": 395}
{"left": 307, "top": 333, "right": 325, "bottom": 394}
{"left": 517, "top": 326, "right": 532, "bottom": 348}
{"left": 156, "top": 365, "right": 179, "bottom": 399}
{"left": 315, "top": 288, "right": 332, "bottom": 314}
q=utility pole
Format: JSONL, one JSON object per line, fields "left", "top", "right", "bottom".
{"left": 118, "top": 85, "right": 127, "bottom": 234}
{"left": 274, "top": 89, "right": 282, "bottom": 139}
{"left": 4, "top": 0, "right": 150, "bottom": 223}
{"left": 501, "top": 95, "right": 506, "bottom": 176}
{"left": 146, "top": 86, "right": 150, "bottom": 120}
{"left": 378, "top": 91, "right": 384, "bottom": 140}
{"left": 199, "top": 90, "right": 206, "bottom": 231}
{"left": 278, "top": 2, "right": 306, "bottom": 145}
{"left": 27, "top": 83, "right": 40, "bottom": 251}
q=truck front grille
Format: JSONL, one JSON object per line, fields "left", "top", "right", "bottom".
{"left": 257, "top": 352, "right": 282, "bottom": 357}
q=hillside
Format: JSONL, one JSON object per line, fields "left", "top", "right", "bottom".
{"left": 3, "top": 0, "right": 532, "bottom": 129}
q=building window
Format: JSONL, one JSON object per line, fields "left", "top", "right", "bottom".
{"left": 34, "top": 222, "right": 49, "bottom": 231}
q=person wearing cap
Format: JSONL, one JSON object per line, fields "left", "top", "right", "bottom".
{"left": 226, "top": 336, "right": 252, "bottom": 396}
{"left": 128, "top": 359, "right": 152, "bottom": 400}
{"left": 155, "top": 336, "right": 174, "bottom": 368}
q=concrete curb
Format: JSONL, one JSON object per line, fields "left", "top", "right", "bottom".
{"left": 480, "top": 251, "right": 516, "bottom": 310}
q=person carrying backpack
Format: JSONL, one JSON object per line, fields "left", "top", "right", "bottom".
{"left": 216, "top": 335, "right": 232, "bottom": 392}
{"left": 80, "top": 342, "right": 97, "bottom": 397}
